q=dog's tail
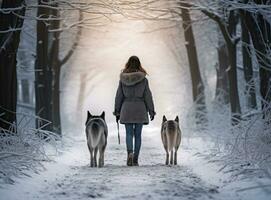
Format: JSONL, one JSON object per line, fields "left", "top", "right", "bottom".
{"left": 166, "top": 121, "right": 177, "bottom": 152}
{"left": 87, "top": 121, "right": 104, "bottom": 148}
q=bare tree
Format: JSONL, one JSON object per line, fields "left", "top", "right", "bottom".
{"left": 202, "top": 8, "right": 241, "bottom": 125}
{"left": 241, "top": 0, "right": 271, "bottom": 119}
{"left": 0, "top": 0, "right": 25, "bottom": 130}
{"left": 48, "top": 2, "right": 83, "bottom": 135}
{"left": 35, "top": 0, "right": 53, "bottom": 131}
{"left": 240, "top": 10, "right": 257, "bottom": 109}
{"left": 33, "top": 1, "right": 123, "bottom": 134}
{"left": 215, "top": 35, "right": 229, "bottom": 103}
{"left": 179, "top": 1, "right": 207, "bottom": 123}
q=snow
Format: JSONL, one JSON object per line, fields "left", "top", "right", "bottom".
{"left": 1, "top": 127, "right": 270, "bottom": 200}
{"left": 1, "top": 9, "right": 271, "bottom": 200}
{"left": 0, "top": 128, "right": 218, "bottom": 200}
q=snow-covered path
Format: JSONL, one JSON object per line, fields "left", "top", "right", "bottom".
{"left": 37, "top": 141, "right": 216, "bottom": 199}
{"left": 2, "top": 126, "right": 271, "bottom": 200}
{"left": 1, "top": 128, "right": 221, "bottom": 200}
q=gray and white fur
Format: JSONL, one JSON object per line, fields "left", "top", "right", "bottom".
{"left": 161, "top": 115, "right": 181, "bottom": 165}
{"left": 85, "top": 111, "right": 108, "bottom": 167}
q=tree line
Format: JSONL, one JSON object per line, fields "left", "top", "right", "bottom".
{"left": 1, "top": 0, "right": 270, "bottom": 135}
{"left": 0, "top": 0, "right": 119, "bottom": 135}
{"left": 133, "top": 0, "right": 271, "bottom": 125}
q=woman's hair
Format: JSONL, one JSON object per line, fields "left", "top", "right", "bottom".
{"left": 122, "top": 56, "right": 147, "bottom": 74}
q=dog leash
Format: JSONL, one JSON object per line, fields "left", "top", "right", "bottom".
{"left": 117, "top": 120, "right": 120, "bottom": 144}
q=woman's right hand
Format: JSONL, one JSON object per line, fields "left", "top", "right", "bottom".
{"left": 116, "top": 115, "right": 120, "bottom": 122}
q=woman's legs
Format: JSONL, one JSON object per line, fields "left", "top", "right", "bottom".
{"left": 134, "top": 124, "right": 143, "bottom": 164}
{"left": 125, "top": 124, "right": 134, "bottom": 153}
{"left": 125, "top": 124, "right": 134, "bottom": 166}
{"left": 125, "top": 123, "right": 143, "bottom": 166}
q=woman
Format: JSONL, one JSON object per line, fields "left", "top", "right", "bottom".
{"left": 113, "top": 56, "right": 156, "bottom": 166}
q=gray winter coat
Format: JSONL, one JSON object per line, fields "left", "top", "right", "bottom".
{"left": 113, "top": 72, "right": 156, "bottom": 125}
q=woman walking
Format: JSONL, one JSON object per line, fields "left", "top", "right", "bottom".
{"left": 113, "top": 56, "right": 156, "bottom": 166}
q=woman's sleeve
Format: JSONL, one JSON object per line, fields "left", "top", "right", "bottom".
{"left": 144, "top": 79, "right": 156, "bottom": 117}
{"left": 113, "top": 81, "right": 124, "bottom": 116}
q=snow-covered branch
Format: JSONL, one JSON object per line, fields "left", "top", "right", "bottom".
{"left": 0, "top": 109, "right": 60, "bottom": 184}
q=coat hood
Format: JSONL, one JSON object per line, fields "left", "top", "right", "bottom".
{"left": 120, "top": 72, "right": 146, "bottom": 86}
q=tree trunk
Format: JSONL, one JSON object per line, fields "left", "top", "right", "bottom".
{"left": 240, "top": 14, "right": 257, "bottom": 109}
{"left": 243, "top": 8, "right": 271, "bottom": 119}
{"left": 227, "top": 43, "right": 241, "bottom": 124}
{"left": 49, "top": 6, "right": 62, "bottom": 135}
{"left": 180, "top": 4, "right": 207, "bottom": 124}
{"left": 215, "top": 36, "right": 229, "bottom": 103}
{"left": 35, "top": 0, "right": 53, "bottom": 130}
{"left": 52, "top": 63, "right": 62, "bottom": 134}
{"left": 202, "top": 9, "right": 241, "bottom": 125}
{"left": 0, "top": 0, "right": 25, "bottom": 130}
{"left": 227, "top": 12, "right": 241, "bottom": 125}
{"left": 49, "top": 6, "right": 83, "bottom": 135}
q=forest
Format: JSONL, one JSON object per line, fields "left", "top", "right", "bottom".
{"left": 0, "top": 0, "right": 271, "bottom": 199}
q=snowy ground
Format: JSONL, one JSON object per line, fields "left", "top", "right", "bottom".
{"left": 1, "top": 125, "right": 270, "bottom": 200}
{"left": 0, "top": 127, "right": 223, "bottom": 200}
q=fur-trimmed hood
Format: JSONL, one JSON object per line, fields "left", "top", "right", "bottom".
{"left": 120, "top": 72, "right": 146, "bottom": 86}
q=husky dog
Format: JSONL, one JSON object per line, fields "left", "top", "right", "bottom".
{"left": 161, "top": 115, "right": 181, "bottom": 165}
{"left": 85, "top": 111, "right": 108, "bottom": 167}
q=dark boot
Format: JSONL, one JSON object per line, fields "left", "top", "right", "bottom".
{"left": 127, "top": 152, "right": 133, "bottom": 166}
{"left": 133, "top": 155, "right": 139, "bottom": 166}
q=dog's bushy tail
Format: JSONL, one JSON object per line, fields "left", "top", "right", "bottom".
{"left": 87, "top": 122, "right": 104, "bottom": 147}
{"left": 166, "top": 121, "right": 177, "bottom": 152}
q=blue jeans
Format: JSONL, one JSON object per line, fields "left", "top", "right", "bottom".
{"left": 125, "top": 123, "right": 143, "bottom": 158}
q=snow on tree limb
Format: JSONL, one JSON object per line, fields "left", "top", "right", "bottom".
{"left": 0, "top": 109, "right": 61, "bottom": 184}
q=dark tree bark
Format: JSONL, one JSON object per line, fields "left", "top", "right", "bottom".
{"left": 49, "top": 6, "right": 82, "bottom": 135}
{"left": 34, "top": 1, "right": 82, "bottom": 134}
{"left": 242, "top": 3, "right": 271, "bottom": 119}
{"left": 240, "top": 13, "right": 257, "bottom": 109}
{"left": 228, "top": 12, "right": 242, "bottom": 123}
{"left": 0, "top": 0, "right": 25, "bottom": 130}
{"left": 180, "top": 3, "right": 207, "bottom": 124}
{"left": 215, "top": 36, "right": 229, "bottom": 103}
{"left": 202, "top": 10, "right": 241, "bottom": 125}
{"left": 49, "top": 5, "right": 61, "bottom": 135}
{"left": 35, "top": 0, "right": 53, "bottom": 130}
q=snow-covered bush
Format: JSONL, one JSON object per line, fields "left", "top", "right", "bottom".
{"left": 225, "top": 104, "right": 271, "bottom": 178}
{"left": 185, "top": 94, "right": 271, "bottom": 180}
{"left": 0, "top": 111, "right": 60, "bottom": 184}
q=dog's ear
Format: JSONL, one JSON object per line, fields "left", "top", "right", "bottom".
{"left": 175, "top": 115, "right": 179, "bottom": 123}
{"left": 86, "top": 111, "right": 91, "bottom": 126}
{"left": 87, "top": 111, "right": 92, "bottom": 119}
{"left": 163, "top": 115, "right": 167, "bottom": 123}
{"left": 100, "top": 111, "right": 105, "bottom": 120}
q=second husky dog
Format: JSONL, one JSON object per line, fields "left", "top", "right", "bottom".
{"left": 161, "top": 115, "right": 181, "bottom": 165}
{"left": 85, "top": 111, "right": 108, "bottom": 167}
